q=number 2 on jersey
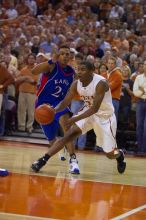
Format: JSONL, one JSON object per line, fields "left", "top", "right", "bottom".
{"left": 52, "top": 86, "right": 62, "bottom": 97}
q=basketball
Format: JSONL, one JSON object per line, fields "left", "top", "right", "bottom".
{"left": 34, "top": 104, "right": 55, "bottom": 125}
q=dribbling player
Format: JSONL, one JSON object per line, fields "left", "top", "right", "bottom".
{"left": 31, "top": 61, "right": 126, "bottom": 174}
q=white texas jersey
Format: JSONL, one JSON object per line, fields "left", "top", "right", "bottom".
{"left": 77, "top": 73, "right": 114, "bottom": 118}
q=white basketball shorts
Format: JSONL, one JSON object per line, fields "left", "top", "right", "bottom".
{"left": 75, "top": 113, "right": 117, "bottom": 153}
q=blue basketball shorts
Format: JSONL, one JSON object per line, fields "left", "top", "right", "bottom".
{"left": 41, "top": 107, "right": 71, "bottom": 141}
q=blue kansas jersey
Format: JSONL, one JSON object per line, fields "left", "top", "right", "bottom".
{"left": 36, "top": 60, "right": 75, "bottom": 107}
{"left": 35, "top": 60, "right": 75, "bottom": 141}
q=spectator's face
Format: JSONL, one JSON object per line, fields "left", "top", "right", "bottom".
{"left": 27, "top": 55, "right": 36, "bottom": 65}
{"left": 105, "top": 50, "right": 112, "bottom": 57}
{"left": 94, "top": 58, "right": 101, "bottom": 69}
{"left": 122, "top": 67, "right": 130, "bottom": 78}
{"left": 99, "top": 65, "right": 107, "bottom": 74}
{"left": 58, "top": 48, "right": 70, "bottom": 66}
{"left": 107, "top": 59, "right": 116, "bottom": 71}
{"left": 138, "top": 64, "right": 144, "bottom": 73}
{"left": 75, "top": 57, "right": 83, "bottom": 65}
{"left": 18, "top": 56, "right": 24, "bottom": 65}
{"left": 19, "top": 38, "right": 26, "bottom": 46}
{"left": 132, "top": 46, "right": 139, "bottom": 55}
{"left": 133, "top": 60, "right": 139, "bottom": 69}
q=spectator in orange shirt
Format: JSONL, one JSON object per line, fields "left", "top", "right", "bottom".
{"left": 17, "top": 53, "right": 38, "bottom": 134}
{"left": 103, "top": 57, "right": 123, "bottom": 120}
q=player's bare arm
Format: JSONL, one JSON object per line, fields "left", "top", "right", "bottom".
{"left": 55, "top": 80, "right": 78, "bottom": 113}
{"left": 67, "top": 80, "right": 109, "bottom": 127}
{"left": 32, "top": 61, "right": 55, "bottom": 75}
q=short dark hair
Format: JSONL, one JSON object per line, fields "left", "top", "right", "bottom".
{"left": 59, "top": 45, "right": 70, "bottom": 50}
{"left": 80, "top": 61, "right": 95, "bottom": 71}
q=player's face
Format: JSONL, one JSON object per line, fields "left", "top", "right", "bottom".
{"left": 77, "top": 64, "right": 92, "bottom": 83}
{"left": 58, "top": 48, "right": 70, "bottom": 66}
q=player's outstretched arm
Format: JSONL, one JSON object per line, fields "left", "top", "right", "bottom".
{"left": 55, "top": 81, "right": 78, "bottom": 113}
{"left": 32, "top": 61, "right": 54, "bottom": 75}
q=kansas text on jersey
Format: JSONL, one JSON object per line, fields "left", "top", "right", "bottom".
{"left": 36, "top": 60, "right": 75, "bottom": 107}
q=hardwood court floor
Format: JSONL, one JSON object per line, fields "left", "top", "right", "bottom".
{"left": 0, "top": 140, "right": 146, "bottom": 220}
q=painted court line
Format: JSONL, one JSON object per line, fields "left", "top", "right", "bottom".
{"left": 12, "top": 170, "right": 146, "bottom": 188}
{"left": 0, "top": 212, "right": 59, "bottom": 220}
{"left": 111, "top": 204, "right": 146, "bottom": 220}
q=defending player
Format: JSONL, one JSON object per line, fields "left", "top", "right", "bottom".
{"left": 32, "top": 61, "right": 126, "bottom": 174}
{"left": 31, "top": 45, "right": 80, "bottom": 174}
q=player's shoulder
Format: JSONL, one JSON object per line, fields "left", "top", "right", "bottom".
{"left": 93, "top": 73, "right": 105, "bottom": 80}
{"left": 93, "top": 73, "right": 107, "bottom": 84}
{"left": 94, "top": 74, "right": 109, "bottom": 90}
{"left": 55, "top": 61, "right": 75, "bottom": 74}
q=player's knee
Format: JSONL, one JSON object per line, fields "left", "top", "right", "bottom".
{"left": 68, "top": 125, "right": 82, "bottom": 139}
{"left": 105, "top": 149, "right": 120, "bottom": 159}
{"left": 70, "top": 128, "right": 81, "bottom": 137}
{"left": 57, "top": 130, "right": 77, "bottom": 145}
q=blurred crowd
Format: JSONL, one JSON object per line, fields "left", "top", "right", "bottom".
{"left": 0, "top": 0, "right": 146, "bottom": 153}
